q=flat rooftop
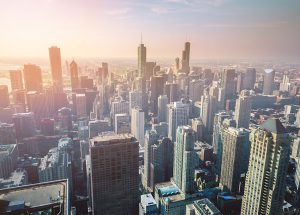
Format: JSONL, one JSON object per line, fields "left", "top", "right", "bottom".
{"left": 0, "top": 180, "right": 68, "bottom": 213}
{"left": 91, "top": 133, "right": 136, "bottom": 147}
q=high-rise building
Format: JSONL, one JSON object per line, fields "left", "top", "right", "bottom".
{"left": 164, "top": 82, "right": 179, "bottom": 103}
{"left": 222, "top": 69, "right": 236, "bottom": 100}
{"left": 138, "top": 43, "right": 147, "bottom": 77}
{"left": 90, "top": 134, "right": 139, "bottom": 215}
{"left": 186, "top": 199, "right": 222, "bottom": 215}
{"left": 263, "top": 69, "right": 275, "bottom": 95}
{"left": 73, "top": 94, "right": 87, "bottom": 117}
{"left": 234, "top": 90, "right": 252, "bottom": 129}
{"left": 23, "top": 64, "right": 43, "bottom": 92}
{"left": 181, "top": 42, "right": 190, "bottom": 74}
{"left": 0, "top": 85, "right": 10, "bottom": 108}
{"left": 157, "top": 95, "right": 168, "bottom": 123}
{"left": 89, "top": 119, "right": 110, "bottom": 139}
{"left": 49, "top": 46, "right": 63, "bottom": 89}
{"left": 9, "top": 70, "right": 23, "bottom": 90}
{"left": 244, "top": 68, "right": 256, "bottom": 90}
{"left": 150, "top": 75, "right": 164, "bottom": 114}
{"left": 172, "top": 126, "right": 196, "bottom": 194}
{"left": 145, "top": 62, "right": 156, "bottom": 80}
{"left": 129, "top": 90, "right": 145, "bottom": 115}
{"left": 279, "top": 72, "right": 291, "bottom": 92}
{"left": 241, "top": 119, "right": 290, "bottom": 215}
{"left": 189, "top": 79, "right": 205, "bottom": 102}
{"left": 12, "top": 112, "right": 36, "bottom": 140}
{"left": 0, "top": 123, "right": 16, "bottom": 145}
{"left": 115, "top": 113, "right": 131, "bottom": 134}
{"left": 168, "top": 101, "right": 190, "bottom": 141}
{"left": 200, "top": 95, "right": 218, "bottom": 138}
{"left": 0, "top": 144, "right": 18, "bottom": 179}
{"left": 220, "top": 127, "right": 250, "bottom": 193}
{"left": 131, "top": 107, "right": 145, "bottom": 146}
{"left": 70, "top": 60, "right": 79, "bottom": 90}
{"left": 111, "top": 97, "right": 129, "bottom": 124}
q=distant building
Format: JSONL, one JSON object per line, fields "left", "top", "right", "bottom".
{"left": 0, "top": 85, "right": 10, "bottom": 108}
{"left": 0, "top": 123, "right": 16, "bottom": 145}
{"left": 49, "top": 46, "right": 63, "bottom": 90}
{"left": 181, "top": 42, "right": 190, "bottom": 74}
{"left": 12, "top": 112, "right": 36, "bottom": 140}
{"left": 115, "top": 113, "right": 130, "bottom": 134}
{"left": 186, "top": 198, "right": 222, "bottom": 215}
{"left": 222, "top": 69, "right": 236, "bottom": 100}
{"left": 9, "top": 70, "right": 23, "bottom": 90}
{"left": 131, "top": 107, "right": 145, "bottom": 146}
{"left": 263, "top": 69, "right": 275, "bottom": 95}
{"left": 138, "top": 43, "right": 147, "bottom": 77}
{"left": 23, "top": 64, "right": 43, "bottom": 92}
{"left": 234, "top": 90, "right": 252, "bottom": 129}
{"left": 158, "top": 95, "right": 168, "bottom": 123}
{"left": 70, "top": 60, "right": 79, "bottom": 90}
{"left": 0, "top": 144, "right": 18, "bottom": 179}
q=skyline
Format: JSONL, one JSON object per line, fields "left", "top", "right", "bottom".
{"left": 1, "top": 0, "right": 300, "bottom": 60}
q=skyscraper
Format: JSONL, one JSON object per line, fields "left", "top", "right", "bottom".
{"left": 9, "top": 70, "right": 23, "bottom": 90}
{"left": 244, "top": 68, "right": 256, "bottom": 90}
{"left": 263, "top": 69, "right": 275, "bottom": 95}
{"left": 12, "top": 112, "right": 36, "bottom": 140}
{"left": 200, "top": 95, "right": 218, "bottom": 138}
{"left": 181, "top": 42, "right": 190, "bottom": 74}
{"left": 49, "top": 46, "right": 63, "bottom": 89}
{"left": 157, "top": 95, "right": 168, "bottom": 123}
{"left": 168, "top": 101, "right": 190, "bottom": 141}
{"left": 70, "top": 60, "right": 79, "bottom": 90}
{"left": 23, "top": 64, "right": 43, "bottom": 92}
{"left": 138, "top": 42, "right": 147, "bottom": 77}
{"left": 172, "top": 126, "right": 196, "bottom": 194}
{"left": 0, "top": 85, "right": 9, "bottom": 108}
{"left": 131, "top": 107, "right": 145, "bottom": 146}
{"left": 241, "top": 118, "right": 290, "bottom": 215}
{"left": 90, "top": 134, "right": 139, "bottom": 215}
{"left": 234, "top": 90, "right": 252, "bottom": 129}
{"left": 222, "top": 69, "right": 236, "bottom": 100}
{"left": 220, "top": 127, "right": 250, "bottom": 193}
{"left": 150, "top": 75, "right": 164, "bottom": 114}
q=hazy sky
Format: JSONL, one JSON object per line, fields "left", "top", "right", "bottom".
{"left": 1, "top": 0, "right": 300, "bottom": 60}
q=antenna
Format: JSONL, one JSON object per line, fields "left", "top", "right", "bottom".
{"left": 141, "top": 32, "right": 143, "bottom": 44}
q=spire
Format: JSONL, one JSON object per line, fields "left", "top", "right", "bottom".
{"left": 141, "top": 32, "right": 143, "bottom": 44}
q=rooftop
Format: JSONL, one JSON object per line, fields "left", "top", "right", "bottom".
{"left": 0, "top": 180, "right": 68, "bottom": 214}
{"left": 91, "top": 133, "right": 136, "bottom": 147}
{"left": 261, "top": 118, "right": 287, "bottom": 134}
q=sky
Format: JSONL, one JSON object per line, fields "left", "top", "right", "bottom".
{"left": 0, "top": 0, "right": 300, "bottom": 60}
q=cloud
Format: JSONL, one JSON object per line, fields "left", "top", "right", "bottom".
{"left": 200, "top": 21, "right": 288, "bottom": 28}
{"left": 165, "top": 0, "right": 227, "bottom": 7}
{"left": 151, "top": 6, "right": 169, "bottom": 14}
{"left": 106, "top": 8, "right": 130, "bottom": 16}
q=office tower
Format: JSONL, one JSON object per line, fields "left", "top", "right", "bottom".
{"left": 0, "top": 179, "right": 69, "bottom": 214}
{"left": 164, "top": 82, "right": 179, "bottom": 103}
{"left": 175, "top": 57, "right": 180, "bottom": 73}
{"left": 263, "top": 69, "right": 275, "bottom": 95}
{"left": 191, "top": 118, "right": 204, "bottom": 141}
{"left": 241, "top": 119, "right": 290, "bottom": 215}
{"left": 0, "top": 144, "right": 18, "bottom": 179}
{"left": 70, "top": 60, "right": 79, "bottom": 90}
{"left": 236, "top": 72, "right": 245, "bottom": 93}
{"left": 244, "top": 68, "right": 256, "bottom": 90}
{"left": 111, "top": 97, "right": 129, "bottom": 125}
{"left": 200, "top": 95, "right": 218, "bottom": 138}
{"left": 150, "top": 75, "right": 164, "bottom": 114}
{"left": 168, "top": 101, "right": 190, "bottom": 141}
{"left": 129, "top": 90, "right": 145, "bottom": 115}
{"left": 220, "top": 127, "right": 250, "bottom": 193}
{"left": 12, "top": 89, "right": 26, "bottom": 105}
{"left": 222, "top": 69, "right": 236, "bottom": 100}
{"left": 139, "top": 194, "right": 158, "bottom": 215}
{"left": 27, "top": 91, "right": 50, "bottom": 120}
{"left": 189, "top": 79, "right": 205, "bottom": 102}
{"left": 152, "top": 122, "right": 168, "bottom": 137}
{"left": 89, "top": 119, "right": 110, "bottom": 139}
{"left": 157, "top": 95, "right": 168, "bottom": 123}
{"left": 39, "top": 138, "right": 73, "bottom": 184}
{"left": 9, "top": 70, "right": 23, "bottom": 90}
{"left": 202, "top": 69, "right": 213, "bottom": 84}
{"left": 212, "top": 112, "right": 234, "bottom": 177}
{"left": 145, "top": 62, "right": 156, "bottom": 80}
{"left": 234, "top": 90, "right": 252, "bottom": 129}
{"left": 149, "top": 137, "right": 173, "bottom": 191}
{"left": 173, "top": 126, "right": 196, "bottom": 194}
{"left": 0, "top": 123, "right": 16, "bottom": 145}
{"left": 186, "top": 199, "right": 222, "bottom": 215}
{"left": 131, "top": 107, "right": 145, "bottom": 146}
{"left": 58, "top": 107, "right": 72, "bottom": 131}
{"left": 115, "top": 113, "right": 131, "bottom": 134}
{"left": 143, "top": 129, "right": 159, "bottom": 191}
{"left": 90, "top": 134, "right": 139, "bottom": 215}
{"left": 138, "top": 42, "right": 147, "bottom": 77}
{"left": 292, "top": 137, "right": 300, "bottom": 158}
{"left": 80, "top": 76, "right": 94, "bottom": 89}
{"left": 279, "top": 72, "right": 291, "bottom": 92}
{"left": 0, "top": 85, "right": 9, "bottom": 108}
{"left": 49, "top": 46, "right": 63, "bottom": 89}
{"left": 23, "top": 64, "right": 43, "bottom": 92}
{"left": 181, "top": 42, "right": 190, "bottom": 74}
{"left": 73, "top": 94, "right": 87, "bottom": 117}
{"left": 12, "top": 112, "right": 36, "bottom": 140}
